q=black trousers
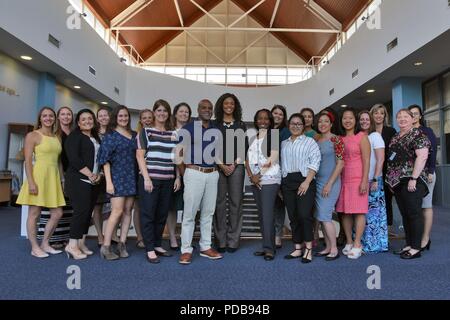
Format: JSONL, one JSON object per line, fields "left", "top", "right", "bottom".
{"left": 281, "top": 173, "right": 316, "bottom": 244}
{"left": 393, "top": 180, "right": 427, "bottom": 250}
{"left": 138, "top": 176, "right": 174, "bottom": 252}
{"left": 251, "top": 184, "right": 279, "bottom": 254}
{"left": 66, "top": 178, "right": 100, "bottom": 239}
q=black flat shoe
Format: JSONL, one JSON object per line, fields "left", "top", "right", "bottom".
{"left": 226, "top": 247, "right": 237, "bottom": 253}
{"left": 170, "top": 246, "right": 180, "bottom": 251}
{"left": 400, "top": 250, "right": 421, "bottom": 259}
{"left": 325, "top": 253, "right": 340, "bottom": 261}
{"left": 155, "top": 250, "right": 173, "bottom": 257}
{"left": 264, "top": 253, "right": 274, "bottom": 261}
{"left": 314, "top": 251, "right": 330, "bottom": 257}
{"left": 254, "top": 251, "right": 265, "bottom": 256}
{"left": 147, "top": 256, "right": 160, "bottom": 264}
{"left": 284, "top": 249, "right": 302, "bottom": 260}
{"left": 275, "top": 244, "right": 282, "bottom": 249}
{"left": 217, "top": 247, "right": 226, "bottom": 253}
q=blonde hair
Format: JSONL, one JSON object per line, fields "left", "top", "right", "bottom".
{"left": 136, "top": 109, "right": 154, "bottom": 132}
{"left": 370, "top": 103, "right": 389, "bottom": 126}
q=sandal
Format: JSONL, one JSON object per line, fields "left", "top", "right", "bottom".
{"left": 135, "top": 239, "right": 145, "bottom": 249}
{"left": 342, "top": 244, "right": 353, "bottom": 255}
{"left": 301, "top": 248, "right": 312, "bottom": 264}
{"left": 347, "top": 246, "right": 362, "bottom": 259}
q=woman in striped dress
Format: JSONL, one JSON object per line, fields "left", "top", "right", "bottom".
{"left": 136, "top": 100, "right": 181, "bottom": 263}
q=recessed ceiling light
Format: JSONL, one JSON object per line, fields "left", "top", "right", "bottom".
{"left": 73, "top": 85, "right": 81, "bottom": 89}
{"left": 20, "top": 55, "right": 32, "bottom": 61}
{"left": 341, "top": 104, "right": 348, "bottom": 108}
{"left": 366, "top": 89, "right": 376, "bottom": 93}
{"left": 414, "top": 62, "right": 423, "bottom": 66}
{"left": 101, "top": 101, "right": 108, "bottom": 105}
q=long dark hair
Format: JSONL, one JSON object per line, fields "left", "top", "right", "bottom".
{"left": 408, "top": 104, "right": 426, "bottom": 127}
{"left": 271, "top": 104, "right": 287, "bottom": 130}
{"left": 341, "top": 107, "right": 358, "bottom": 136}
{"left": 214, "top": 93, "right": 243, "bottom": 123}
{"left": 253, "top": 109, "right": 275, "bottom": 158}
{"left": 152, "top": 99, "right": 173, "bottom": 130}
{"left": 172, "top": 102, "right": 192, "bottom": 128}
{"left": 74, "top": 109, "right": 100, "bottom": 142}
{"left": 108, "top": 105, "right": 132, "bottom": 133}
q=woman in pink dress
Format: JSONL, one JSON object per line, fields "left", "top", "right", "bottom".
{"left": 336, "top": 108, "right": 370, "bottom": 259}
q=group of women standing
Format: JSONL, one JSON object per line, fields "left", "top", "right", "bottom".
{"left": 17, "top": 96, "right": 437, "bottom": 263}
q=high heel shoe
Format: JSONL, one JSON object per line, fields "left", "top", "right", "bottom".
{"left": 420, "top": 240, "right": 431, "bottom": 252}
{"left": 65, "top": 247, "right": 87, "bottom": 260}
{"left": 31, "top": 250, "right": 49, "bottom": 258}
{"left": 301, "top": 248, "right": 312, "bottom": 264}
{"left": 79, "top": 246, "right": 94, "bottom": 256}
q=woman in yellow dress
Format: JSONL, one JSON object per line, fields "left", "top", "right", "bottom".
{"left": 17, "top": 107, "right": 66, "bottom": 258}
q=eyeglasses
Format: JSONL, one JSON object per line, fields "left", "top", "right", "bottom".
{"left": 289, "top": 123, "right": 304, "bottom": 128}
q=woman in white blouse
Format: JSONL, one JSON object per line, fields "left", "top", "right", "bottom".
{"left": 281, "top": 113, "right": 321, "bottom": 263}
{"left": 245, "top": 109, "right": 281, "bottom": 261}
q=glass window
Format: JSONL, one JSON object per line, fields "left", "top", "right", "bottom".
{"left": 206, "top": 68, "right": 225, "bottom": 84}
{"left": 347, "top": 23, "right": 356, "bottom": 39}
{"left": 95, "top": 21, "right": 105, "bottom": 39}
{"left": 424, "top": 79, "right": 440, "bottom": 111}
{"left": 424, "top": 111, "right": 441, "bottom": 165}
{"left": 443, "top": 72, "right": 450, "bottom": 106}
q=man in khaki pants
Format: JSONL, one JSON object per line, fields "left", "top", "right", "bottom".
{"left": 177, "top": 99, "right": 222, "bottom": 264}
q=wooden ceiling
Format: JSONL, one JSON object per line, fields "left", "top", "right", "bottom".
{"left": 85, "top": 0, "right": 372, "bottom": 63}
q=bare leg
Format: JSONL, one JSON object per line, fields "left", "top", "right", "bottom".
{"left": 166, "top": 210, "right": 178, "bottom": 248}
{"left": 27, "top": 206, "right": 46, "bottom": 255}
{"left": 41, "top": 207, "right": 63, "bottom": 251}
{"left": 92, "top": 204, "right": 104, "bottom": 245}
{"left": 323, "top": 221, "right": 338, "bottom": 255}
{"left": 318, "top": 222, "right": 330, "bottom": 254}
{"left": 342, "top": 214, "right": 354, "bottom": 246}
{"left": 119, "top": 197, "right": 134, "bottom": 243}
{"left": 421, "top": 208, "right": 433, "bottom": 247}
{"left": 133, "top": 202, "right": 143, "bottom": 242}
{"left": 103, "top": 197, "right": 125, "bottom": 246}
{"left": 353, "top": 214, "right": 366, "bottom": 248}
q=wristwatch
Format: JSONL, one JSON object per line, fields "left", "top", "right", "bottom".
{"left": 371, "top": 178, "right": 377, "bottom": 182}
{"left": 410, "top": 177, "right": 418, "bottom": 181}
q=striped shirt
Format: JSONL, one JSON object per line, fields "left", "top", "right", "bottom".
{"left": 137, "top": 127, "right": 178, "bottom": 180}
{"left": 281, "top": 135, "right": 321, "bottom": 178}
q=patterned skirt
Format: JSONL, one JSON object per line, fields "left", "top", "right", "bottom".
{"left": 362, "top": 176, "right": 388, "bottom": 253}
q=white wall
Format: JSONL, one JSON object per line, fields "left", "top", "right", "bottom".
{"left": 55, "top": 84, "right": 100, "bottom": 115}
{"left": 0, "top": 52, "right": 39, "bottom": 169}
{"left": 0, "top": 0, "right": 127, "bottom": 105}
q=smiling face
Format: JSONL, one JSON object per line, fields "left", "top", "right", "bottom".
{"left": 318, "top": 114, "right": 332, "bottom": 134}
{"left": 40, "top": 109, "right": 56, "bottom": 129}
{"left": 175, "top": 105, "right": 190, "bottom": 124}
{"left": 272, "top": 108, "right": 284, "bottom": 127}
{"left": 97, "top": 109, "right": 110, "bottom": 127}
{"left": 289, "top": 116, "right": 304, "bottom": 137}
{"left": 154, "top": 105, "right": 169, "bottom": 125}
{"left": 116, "top": 108, "right": 129, "bottom": 128}
{"left": 78, "top": 112, "right": 94, "bottom": 132}
{"left": 140, "top": 111, "right": 154, "bottom": 128}
{"left": 256, "top": 111, "right": 271, "bottom": 130}
{"left": 222, "top": 97, "right": 235, "bottom": 117}
{"left": 301, "top": 110, "right": 314, "bottom": 128}
{"left": 342, "top": 110, "right": 356, "bottom": 132}
{"left": 372, "top": 108, "right": 385, "bottom": 126}
{"left": 396, "top": 110, "right": 414, "bottom": 130}
{"left": 58, "top": 107, "right": 73, "bottom": 126}
{"left": 198, "top": 101, "right": 213, "bottom": 122}
{"left": 359, "top": 112, "right": 371, "bottom": 132}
